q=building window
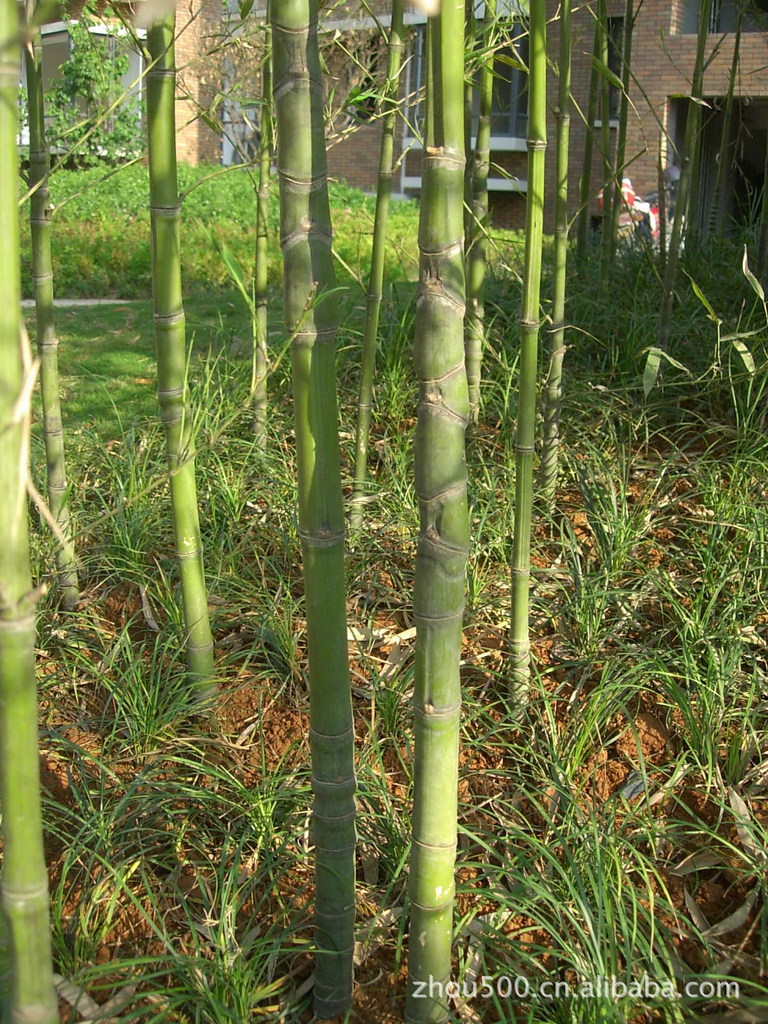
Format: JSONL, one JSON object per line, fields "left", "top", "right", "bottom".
{"left": 680, "top": 0, "right": 768, "bottom": 33}
{"left": 404, "top": 20, "right": 529, "bottom": 142}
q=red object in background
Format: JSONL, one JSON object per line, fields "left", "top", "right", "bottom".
{"left": 597, "top": 178, "right": 636, "bottom": 217}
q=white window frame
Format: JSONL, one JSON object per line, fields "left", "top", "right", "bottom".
{"left": 400, "top": 17, "right": 528, "bottom": 194}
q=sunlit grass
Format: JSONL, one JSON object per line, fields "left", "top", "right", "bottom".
{"left": 11, "top": 227, "right": 768, "bottom": 1021}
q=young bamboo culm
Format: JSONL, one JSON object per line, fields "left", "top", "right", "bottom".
{"left": 146, "top": 15, "right": 216, "bottom": 695}
{"left": 271, "top": 0, "right": 356, "bottom": 1014}
{"left": 406, "top": 2, "right": 470, "bottom": 1020}
{"left": 509, "top": 0, "right": 546, "bottom": 699}
{"left": 25, "top": 13, "right": 79, "bottom": 610}
{"left": 0, "top": 1, "right": 59, "bottom": 1018}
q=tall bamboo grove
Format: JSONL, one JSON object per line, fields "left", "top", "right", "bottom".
{"left": 351, "top": 0, "right": 404, "bottom": 528}
{"left": 539, "top": 0, "right": 571, "bottom": 507}
{"left": 510, "top": 0, "right": 546, "bottom": 698}
{"left": 0, "top": 1, "right": 59, "bottom": 1019}
{"left": 146, "top": 16, "right": 215, "bottom": 694}
{"left": 405, "top": 3, "right": 470, "bottom": 1021}
{"left": 25, "top": 13, "right": 79, "bottom": 610}
{"left": 271, "top": 0, "right": 355, "bottom": 1015}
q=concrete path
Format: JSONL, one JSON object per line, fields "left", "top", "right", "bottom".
{"left": 21, "top": 298, "right": 142, "bottom": 307}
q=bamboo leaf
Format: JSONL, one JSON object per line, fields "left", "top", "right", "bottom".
{"left": 730, "top": 337, "right": 756, "bottom": 374}
{"left": 642, "top": 348, "right": 662, "bottom": 396}
{"left": 742, "top": 245, "right": 765, "bottom": 300}
{"left": 239, "top": 0, "right": 255, "bottom": 17}
{"left": 727, "top": 786, "right": 767, "bottom": 861}
{"left": 495, "top": 53, "right": 526, "bottom": 71}
{"left": 670, "top": 850, "right": 726, "bottom": 876}
{"left": 642, "top": 346, "right": 691, "bottom": 396}
{"left": 198, "top": 110, "right": 222, "bottom": 136}
{"left": 684, "top": 887, "right": 710, "bottom": 932}
{"left": 702, "top": 889, "right": 758, "bottom": 938}
{"left": 685, "top": 271, "right": 721, "bottom": 324}
{"left": 589, "top": 54, "right": 623, "bottom": 91}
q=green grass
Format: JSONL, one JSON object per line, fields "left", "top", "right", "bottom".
{"left": 7, "top": 188, "right": 768, "bottom": 1022}
{"left": 18, "top": 163, "right": 427, "bottom": 299}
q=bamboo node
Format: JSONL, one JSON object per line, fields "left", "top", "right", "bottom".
{"left": 175, "top": 547, "right": 204, "bottom": 561}
{"left": 0, "top": 612, "right": 37, "bottom": 633}
{"left": 298, "top": 527, "right": 344, "bottom": 547}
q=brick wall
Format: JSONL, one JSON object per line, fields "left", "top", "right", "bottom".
{"left": 174, "top": 0, "right": 224, "bottom": 165}
{"left": 545, "top": 0, "right": 768, "bottom": 231}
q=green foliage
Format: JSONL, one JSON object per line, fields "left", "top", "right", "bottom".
{"left": 20, "top": 240, "right": 768, "bottom": 1020}
{"left": 18, "top": 166, "right": 424, "bottom": 298}
{"left": 38, "top": 16, "right": 142, "bottom": 168}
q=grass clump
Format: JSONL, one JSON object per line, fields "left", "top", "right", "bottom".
{"left": 13, "top": 199, "right": 768, "bottom": 1021}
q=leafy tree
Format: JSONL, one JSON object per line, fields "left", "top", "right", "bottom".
{"left": 42, "top": 15, "right": 142, "bottom": 167}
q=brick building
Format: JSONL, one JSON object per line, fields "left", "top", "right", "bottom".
{"left": 323, "top": 0, "right": 768, "bottom": 232}
{"left": 321, "top": 0, "right": 530, "bottom": 229}
{"left": 172, "top": 0, "right": 226, "bottom": 164}
{"left": 34, "top": 1, "right": 768, "bottom": 232}
{"left": 549, "top": 0, "right": 768, "bottom": 235}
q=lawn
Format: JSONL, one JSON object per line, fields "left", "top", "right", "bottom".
{"left": 6, "top": 168, "right": 768, "bottom": 1023}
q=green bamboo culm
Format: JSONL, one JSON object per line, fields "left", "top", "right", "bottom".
{"left": 539, "top": 0, "right": 571, "bottom": 507}
{"left": 597, "top": 0, "right": 613, "bottom": 285}
{"left": 253, "top": 19, "right": 272, "bottom": 440}
{"left": 758, "top": 131, "right": 768, "bottom": 287}
{"left": 463, "top": 0, "right": 476, "bottom": 248}
{"left": 575, "top": 15, "right": 600, "bottom": 258}
{"left": 655, "top": 0, "right": 712, "bottom": 356}
{"left": 509, "top": 0, "right": 546, "bottom": 700}
{"left": 712, "top": 4, "right": 742, "bottom": 236}
{"left": 608, "top": 0, "right": 634, "bottom": 260}
{"left": 350, "top": 0, "right": 404, "bottom": 530}
{"left": 464, "top": 0, "right": 495, "bottom": 427}
{"left": 270, "top": 0, "right": 355, "bottom": 1015}
{"left": 146, "top": 16, "right": 215, "bottom": 695}
{"left": 0, "top": 2, "right": 59, "bottom": 1020}
{"left": 405, "top": 3, "right": 469, "bottom": 1021}
{"left": 25, "top": 16, "right": 79, "bottom": 611}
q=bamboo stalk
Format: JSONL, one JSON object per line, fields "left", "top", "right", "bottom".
{"left": 146, "top": 16, "right": 215, "bottom": 694}
{"left": 350, "top": 0, "right": 404, "bottom": 529}
{"left": 597, "top": 0, "right": 613, "bottom": 284}
{"left": 539, "top": 0, "right": 571, "bottom": 507}
{"left": 465, "top": 0, "right": 495, "bottom": 428}
{"left": 271, "top": 0, "right": 355, "bottom": 1014}
{"left": 758, "top": 130, "right": 768, "bottom": 287}
{"left": 0, "top": 2, "right": 59, "bottom": 1019}
{"left": 608, "top": 0, "right": 634, "bottom": 258}
{"left": 713, "top": 5, "right": 742, "bottom": 236}
{"left": 405, "top": 1, "right": 469, "bottom": 1018}
{"left": 576, "top": 15, "right": 600, "bottom": 258}
{"left": 253, "top": 20, "right": 272, "bottom": 440}
{"left": 463, "top": 0, "right": 475, "bottom": 249}
{"left": 509, "top": 0, "right": 546, "bottom": 700}
{"left": 656, "top": 0, "right": 713, "bottom": 354}
{"left": 25, "top": 20, "right": 79, "bottom": 611}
